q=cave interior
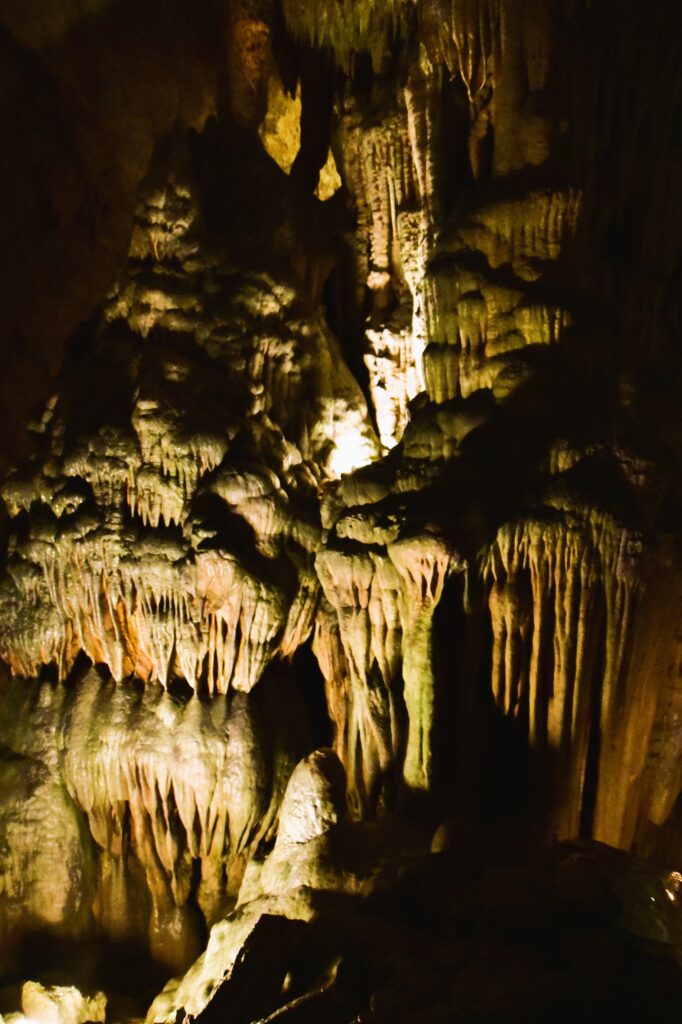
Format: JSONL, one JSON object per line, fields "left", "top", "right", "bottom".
{"left": 0, "top": 0, "right": 682, "bottom": 1021}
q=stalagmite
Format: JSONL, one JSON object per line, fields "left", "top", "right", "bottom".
{"left": 21, "top": 983, "right": 106, "bottom": 1024}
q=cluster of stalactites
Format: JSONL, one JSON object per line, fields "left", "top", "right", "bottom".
{"left": 313, "top": 532, "right": 456, "bottom": 816}
{"left": 422, "top": 188, "right": 581, "bottom": 403}
{"left": 0, "top": 130, "right": 387, "bottom": 694}
{"left": 438, "top": 0, "right": 554, "bottom": 174}
{"left": 297, "top": 0, "right": 578, "bottom": 430}
{"left": 281, "top": 0, "right": 550, "bottom": 92}
{"left": 481, "top": 512, "right": 641, "bottom": 836}
{"left": 55, "top": 427, "right": 229, "bottom": 531}
{"left": 1, "top": 447, "right": 323, "bottom": 693}
{"left": 1, "top": 525, "right": 320, "bottom": 697}
{"left": 337, "top": 76, "right": 430, "bottom": 450}
{"left": 62, "top": 672, "right": 286, "bottom": 924}
{"left": 0, "top": 668, "right": 302, "bottom": 970}
{"left": 282, "top": 0, "right": 414, "bottom": 71}
{"left": 327, "top": 0, "right": 568, "bottom": 442}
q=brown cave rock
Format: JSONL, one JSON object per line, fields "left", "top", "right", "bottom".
{"left": 0, "top": 1, "right": 681, "bottom": 1020}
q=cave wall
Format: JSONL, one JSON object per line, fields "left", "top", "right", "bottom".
{"left": 0, "top": 0, "right": 681, "bottom": 975}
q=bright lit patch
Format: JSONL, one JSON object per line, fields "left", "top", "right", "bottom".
{"left": 259, "top": 78, "right": 301, "bottom": 175}
{"left": 327, "top": 415, "right": 378, "bottom": 477}
{"left": 328, "top": 431, "right": 376, "bottom": 477}
{"left": 664, "top": 870, "right": 682, "bottom": 903}
{"left": 364, "top": 321, "right": 425, "bottom": 450}
{"left": 19, "top": 982, "right": 106, "bottom": 1024}
{"left": 315, "top": 148, "right": 342, "bottom": 201}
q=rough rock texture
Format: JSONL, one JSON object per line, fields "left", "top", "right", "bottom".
{"left": 0, "top": 133, "right": 377, "bottom": 695}
{"left": 274, "top": 748, "right": 346, "bottom": 847}
{"left": 147, "top": 832, "right": 682, "bottom": 1024}
{"left": 20, "top": 983, "right": 106, "bottom": 1024}
{"left": 0, "top": 667, "right": 309, "bottom": 972}
{"left": 0, "top": 0, "right": 681, "bottom": 1017}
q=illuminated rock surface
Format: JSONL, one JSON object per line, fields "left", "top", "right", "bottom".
{"left": 0, "top": 0, "right": 681, "bottom": 1019}
{"left": 19, "top": 983, "right": 106, "bottom": 1024}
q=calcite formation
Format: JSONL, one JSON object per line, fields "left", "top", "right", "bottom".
{"left": 0, "top": 0, "right": 681, "bottom": 1017}
{"left": 0, "top": 143, "right": 377, "bottom": 695}
{"left": 0, "top": 667, "right": 309, "bottom": 970}
{"left": 315, "top": 530, "right": 457, "bottom": 814}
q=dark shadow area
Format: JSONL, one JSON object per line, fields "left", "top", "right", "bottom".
{"left": 1, "top": 931, "right": 172, "bottom": 1022}
{"left": 579, "top": 587, "right": 607, "bottom": 839}
{"left": 287, "top": 639, "right": 333, "bottom": 750}
{"left": 430, "top": 568, "right": 583, "bottom": 842}
{"left": 436, "top": 71, "right": 476, "bottom": 216}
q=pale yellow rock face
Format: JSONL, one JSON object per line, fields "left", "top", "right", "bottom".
{"left": 259, "top": 77, "right": 303, "bottom": 176}
{"left": 0, "top": 682, "right": 93, "bottom": 960}
{"left": 21, "top": 984, "right": 106, "bottom": 1024}
{"left": 314, "top": 531, "right": 458, "bottom": 815}
{"left": 259, "top": 74, "right": 341, "bottom": 199}
{"left": 274, "top": 749, "right": 345, "bottom": 848}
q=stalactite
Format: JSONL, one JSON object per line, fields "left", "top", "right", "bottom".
{"left": 315, "top": 532, "right": 457, "bottom": 813}
{"left": 282, "top": 0, "right": 413, "bottom": 71}
{"left": 482, "top": 512, "right": 641, "bottom": 837}
{"left": 48, "top": 666, "right": 302, "bottom": 960}
{"left": 336, "top": 75, "right": 428, "bottom": 450}
{"left": 0, "top": 140, "right": 377, "bottom": 696}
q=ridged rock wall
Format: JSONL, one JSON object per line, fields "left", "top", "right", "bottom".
{"left": 0, "top": 0, "right": 680, "bottom": 980}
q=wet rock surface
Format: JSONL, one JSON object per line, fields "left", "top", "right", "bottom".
{"left": 0, "top": 0, "right": 681, "bottom": 1017}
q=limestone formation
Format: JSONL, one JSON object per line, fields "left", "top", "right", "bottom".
{"left": 20, "top": 984, "right": 106, "bottom": 1024}
{"left": 0, "top": 141, "right": 377, "bottom": 696}
{"left": 0, "top": 0, "right": 681, "bottom": 1018}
